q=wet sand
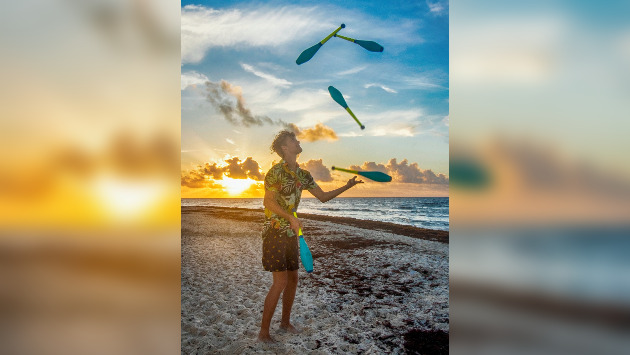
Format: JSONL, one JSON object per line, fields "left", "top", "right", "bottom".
{"left": 181, "top": 206, "right": 449, "bottom": 354}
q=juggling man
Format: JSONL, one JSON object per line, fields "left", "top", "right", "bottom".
{"left": 258, "top": 130, "right": 363, "bottom": 343}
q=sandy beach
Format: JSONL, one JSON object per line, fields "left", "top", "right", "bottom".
{"left": 181, "top": 206, "right": 449, "bottom": 354}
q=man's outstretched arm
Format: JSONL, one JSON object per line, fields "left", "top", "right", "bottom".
{"left": 308, "top": 176, "right": 363, "bottom": 203}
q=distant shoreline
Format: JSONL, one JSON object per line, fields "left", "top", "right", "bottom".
{"left": 181, "top": 205, "right": 449, "bottom": 244}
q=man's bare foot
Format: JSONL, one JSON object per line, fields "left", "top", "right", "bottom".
{"left": 257, "top": 333, "right": 276, "bottom": 343}
{"left": 279, "top": 323, "right": 301, "bottom": 334}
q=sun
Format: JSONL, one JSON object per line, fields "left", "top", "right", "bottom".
{"left": 93, "top": 174, "right": 167, "bottom": 221}
{"left": 219, "top": 177, "right": 258, "bottom": 196}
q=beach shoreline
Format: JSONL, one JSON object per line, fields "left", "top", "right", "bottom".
{"left": 181, "top": 206, "right": 449, "bottom": 354}
{"left": 182, "top": 205, "right": 449, "bottom": 243}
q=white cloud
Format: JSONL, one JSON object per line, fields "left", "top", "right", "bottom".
{"left": 370, "top": 125, "right": 416, "bottom": 137}
{"left": 181, "top": 5, "right": 331, "bottom": 64}
{"left": 365, "top": 83, "right": 398, "bottom": 93}
{"left": 181, "top": 71, "right": 210, "bottom": 90}
{"left": 298, "top": 110, "right": 345, "bottom": 127}
{"left": 226, "top": 138, "right": 235, "bottom": 145}
{"left": 337, "top": 131, "right": 362, "bottom": 137}
{"left": 240, "top": 63, "right": 292, "bottom": 88}
{"left": 273, "top": 89, "right": 330, "bottom": 112}
{"left": 336, "top": 66, "right": 367, "bottom": 76}
{"left": 427, "top": 1, "right": 447, "bottom": 16}
{"left": 339, "top": 109, "right": 424, "bottom": 137}
{"left": 369, "top": 109, "right": 424, "bottom": 122}
{"left": 181, "top": 5, "right": 428, "bottom": 64}
{"left": 403, "top": 76, "right": 448, "bottom": 90}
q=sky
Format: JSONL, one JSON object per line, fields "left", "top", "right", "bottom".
{"left": 181, "top": 0, "right": 449, "bottom": 198}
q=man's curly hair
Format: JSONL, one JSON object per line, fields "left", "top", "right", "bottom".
{"left": 270, "top": 130, "right": 296, "bottom": 159}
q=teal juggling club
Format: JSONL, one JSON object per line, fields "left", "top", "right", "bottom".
{"left": 331, "top": 166, "right": 392, "bottom": 182}
{"left": 328, "top": 85, "right": 365, "bottom": 130}
{"left": 293, "top": 210, "right": 313, "bottom": 273}
{"left": 296, "top": 24, "right": 345, "bottom": 65}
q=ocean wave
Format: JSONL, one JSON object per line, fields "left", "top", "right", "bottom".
{"left": 183, "top": 198, "right": 449, "bottom": 231}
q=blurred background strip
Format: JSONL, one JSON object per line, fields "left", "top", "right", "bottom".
{"left": 450, "top": 0, "right": 630, "bottom": 354}
{"left": 0, "top": 1, "right": 181, "bottom": 354}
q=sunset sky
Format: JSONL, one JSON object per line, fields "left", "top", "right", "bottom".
{"left": 181, "top": 0, "right": 449, "bottom": 198}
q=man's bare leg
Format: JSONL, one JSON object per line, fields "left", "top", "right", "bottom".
{"left": 258, "top": 271, "right": 288, "bottom": 343}
{"left": 280, "top": 270, "right": 301, "bottom": 333}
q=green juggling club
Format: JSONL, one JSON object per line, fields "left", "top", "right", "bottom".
{"left": 328, "top": 86, "right": 365, "bottom": 130}
{"left": 334, "top": 34, "right": 384, "bottom": 52}
{"left": 296, "top": 24, "right": 345, "bottom": 65}
{"left": 331, "top": 166, "right": 392, "bottom": 182}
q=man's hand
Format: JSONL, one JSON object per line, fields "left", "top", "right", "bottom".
{"left": 289, "top": 215, "right": 303, "bottom": 236}
{"left": 346, "top": 176, "right": 364, "bottom": 188}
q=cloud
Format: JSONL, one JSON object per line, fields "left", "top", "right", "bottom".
{"left": 300, "top": 159, "right": 333, "bottom": 182}
{"left": 352, "top": 161, "right": 389, "bottom": 173}
{"left": 337, "top": 109, "right": 422, "bottom": 137}
{"left": 336, "top": 109, "right": 446, "bottom": 139}
{"left": 181, "top": 170, "right": 219, "bottom": 188}
{"left": 181, "top": 4, "right": 428, "bottom": 64}
{"left": 298, "top": 110, "right": 344, "bottom": 127}
{"left": 10, "top": 131, "right": 179, "bottom": 199}
{"left": 333, "top": 107, "right": 448, "bottom": 139}
{"left": 273, "top": 89, "right": 330, "bottom": 112}
{"left": 365, "top": 83, "right": 398, "bottom": 93}
{"left": 241, "top": 63, "right": 292, "bottom": 88}
{"left": 70, "top": 131, "right": 179, "bottom": 177}
{"left": 198, "top": 162, "right": 225, "bottom": 180}
{"left": 204, "top": 80, "right": 285, "bottom": 127}
{"left": 287, "top": 123, "right": 338, "bottom": 142}
{"left": 370, "top": 125, "right": 416, "bottom": 137}
{"left": 226, "top": 138, "right": 235, "bottom": 145}
{"left": 223, "top": 157, "right": 264, "bottom": 180}
{"left": 181, "top": 156, "right": 265, "bottom": 188}
{"left": 414, "top": 114, "right": 449, "bottom": 142}
{"left": 426, "top": 1, "right": 448, "bottom": 16}
{"left": 349, "top": 158, "right": 448, "bottom": 184}
{"left": 181, "top": 5, "right": 331, "bottom": 64}
{"left": 403, "top": 76, "right": 449, "bottom": 90}
{"left": 181, "top": 71, "right": 210, "bottom": 90}
{"left": 336, "top": 66, "right": 367, "bottom": 76}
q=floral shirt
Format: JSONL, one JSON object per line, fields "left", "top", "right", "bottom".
{"left": 262, "top": 160, "right": 318, "bottom": 238}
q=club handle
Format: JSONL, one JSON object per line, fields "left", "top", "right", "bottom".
{"left": 331, "top": 166, "right": 359, "bottom": 174}
{"left": 334, "top": 34, "right": 356, "bottom": 43}
{"left": 292, "top": 211, "right": 303, "bottom": 236}
{"left": 345, "top": 107, "right": 365, "bottom": 129}
{"left": 320, "top": 24, "right": 345, "bottom": 45}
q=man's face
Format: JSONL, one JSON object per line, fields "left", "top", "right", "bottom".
{"left": 282, "top": 134, "right": 302, "bottom": 155}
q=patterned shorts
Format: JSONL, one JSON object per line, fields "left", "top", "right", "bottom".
{"left": 262, "top": 228, "right": 299, "bottom": 272}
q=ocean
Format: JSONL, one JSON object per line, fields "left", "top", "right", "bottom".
{"left": 181, "top": 197, "right": 449, "bottom": 231}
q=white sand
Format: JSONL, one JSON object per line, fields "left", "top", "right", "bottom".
{"left": 181, "top": 207, "right": 448, "bottom": 354}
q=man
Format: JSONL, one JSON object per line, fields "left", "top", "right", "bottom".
{"left": 258, "top": 130, "right": 363, "bottom": 343}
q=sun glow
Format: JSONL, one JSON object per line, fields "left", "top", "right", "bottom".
{"left": 219, "top": 176, "right": 258, "bottom": 196}
{"left": 94, "top": 175, "right": 169, "bottom": 221}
